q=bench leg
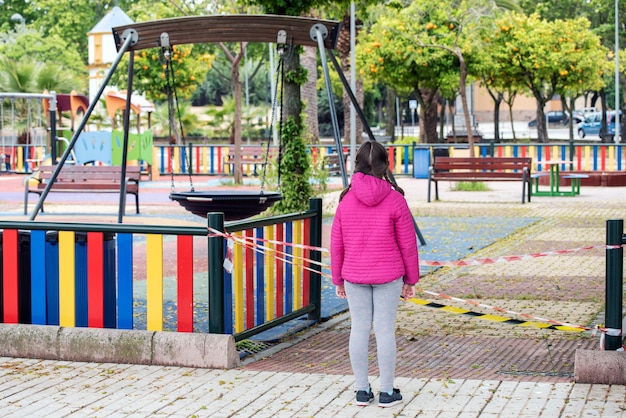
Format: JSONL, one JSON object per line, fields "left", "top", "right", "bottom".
{"left": 427, "top": 178, "right": 432, "bottom": 202}
{"left": 24, "top": 187, "right": 29, "bottom": 215}
{"left": 135, "top": 193, "right": 140, "bottom": 214}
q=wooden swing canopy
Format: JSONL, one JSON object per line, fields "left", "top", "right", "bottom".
{"left": 110, "top": 14, "right": 341, "bottom": 221}
{"left": 111, "top": 14, "right": 340, "bottom": 51}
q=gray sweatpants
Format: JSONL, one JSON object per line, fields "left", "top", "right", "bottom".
{"left": 344, "top": 278, "right": 403, "bottom": 394}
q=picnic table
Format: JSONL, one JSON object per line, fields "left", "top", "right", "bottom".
{"left": 531, "top": 160, "right": 588, "bottom": 197}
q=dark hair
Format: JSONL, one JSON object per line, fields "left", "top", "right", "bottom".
{"left": 339, "top": 141, "right": 405, "bottom": 201}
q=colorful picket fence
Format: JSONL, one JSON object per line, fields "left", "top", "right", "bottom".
{"left": 4, "top": 142, "right": 626, "bottom": 177}
{"left": 476, "top": 143, "right": 624, "bottom": 172}
{"left": 0, "top": 200, "right": 323, "bottom": 340}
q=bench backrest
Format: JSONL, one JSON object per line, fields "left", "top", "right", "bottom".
{"left": 38, "top": 165, "right": 142, "bottom": 184}
{"left": 433, "top": 157, "right": 531, "bottom": 173}
{"left": 225, "top": 147, "right": 275, "bottom": 160}
{"left": 324, "top": 153, "right": 346, "bottom": 174}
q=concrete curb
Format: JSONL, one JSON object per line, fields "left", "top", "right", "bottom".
{"left": 0, "top": 324, "right": 240, "bottom": 369}
{"left": 575, "top": 349, "right": 626, "bottom": 384}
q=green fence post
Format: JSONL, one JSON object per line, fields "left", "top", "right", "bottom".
{"left": 208, "top": 212, "right": 225, "bottom": 334}
{"left": 308, "top": 198, "right": 323, "bottom": 322}
{"left": 605, "top": 219, "right": 624, "bottom": 350}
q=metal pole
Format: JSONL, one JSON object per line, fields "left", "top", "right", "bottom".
{"left": 605, "top": 219, "right": 624, "bottom": 350}
{"left": 48, "top": 92, "right": 57, "bottom": 164}
{"left": 314, "top": 25, "right": 348, "bottom": 188}
{"left": 208, "top": 212, "right": 226, "bottom": 334}
{"left": 269, "top": 44, "right": 279, "bottom": 146}
{"left": 117, "top": 50, "right": 135, "bottom": 224}
{"left": 29, "top": 30, "right": 137, "bottom": 220}
{"left": 349, "top": 1, "right": 356, "bottom": 175}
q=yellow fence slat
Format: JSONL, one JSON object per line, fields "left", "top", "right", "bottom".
{"left": 146, "top": 234, "right": 163, "bottom": 331}
{"left": 58, "top": 231, "right": 75, "bottom": 327}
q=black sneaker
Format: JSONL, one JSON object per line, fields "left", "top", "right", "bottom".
{"left": 355, "top": 387, "right": 374, "bottom": 406}
{"left": 378, "top": 388, "right": 402, "bottom": 408}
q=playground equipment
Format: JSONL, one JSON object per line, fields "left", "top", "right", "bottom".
{"left": 35, "top": 14, "right": 346, "bottom": 223}
{"left": 112, "top": 15, "right": 345, "bottom": 221}
{"left": 32, "top": 12, "right": 423, "bottom": 245}
{"left": 0, "top": 92, "right": 56, "bottom": 172}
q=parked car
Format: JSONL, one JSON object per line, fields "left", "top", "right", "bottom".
{"left": 572, "top": 107, "right": 597, "bottom": 124}
{"left": 577, "top": 111, "right": 622, "bottom": 140}
{"left": 528, "top": 111, "right": 569, "bottom": 127}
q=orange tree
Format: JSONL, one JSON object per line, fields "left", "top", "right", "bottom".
{"left": 111, "top": 45, "right": 213, "bottom": 143}
{"left": 356, "top": 3, "right": 464, "bottom": 144}
{"left": 488, "top": 12, "right": 607, "bottom": 142}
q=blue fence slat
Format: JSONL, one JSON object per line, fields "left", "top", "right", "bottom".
{"left": 30, "top": 230, "right": 46, "bottom": 325}
{"left": 285, "top": 222, "right": 293, "bottom": 315}
{"left": 255, "top": 227, "right": 265, "bottom": 327}
{"left": 117, "top": 233, "right": 133, "bottom": 330}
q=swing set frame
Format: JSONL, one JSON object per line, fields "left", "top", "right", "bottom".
{"left": 31, "top": 14, "right": 425, "bottom": 245}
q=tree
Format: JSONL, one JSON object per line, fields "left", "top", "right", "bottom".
{"left": 244, "top": 0, "right": 335, "bottom": 213}
{"left": 24, "top": 0, "right": 136, "bottom": 65}
{"left": 0, "top": 26, "right": 86, "bottom": 88}
{"left": 395, "top": 0, "right": 499, "bottom": 155}
{"left": 356, "top": 3, "right": 461, "bottom": 144}
{"left": 492, "top": 12, "right": 608, "bottom": 142}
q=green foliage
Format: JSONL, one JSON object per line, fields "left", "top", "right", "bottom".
{"left": 0, "top": 28, "right": 86, "bottom": 92}
{"left": 0, "top": 57, "right": 79, "bottom": 93}
{"left": 270, "top": 116, "right": 313, "bottom": 214}
{"left": 111, "top": 46, "right": 213, "bottom": 102}
{"left": 244, "top": 0, "right": 335, "bottom": 16}
{"left": 284, "top": 67, "right": 309, "bottom": 86}
{"left": 151, "top": 101, "right": 201, "bottom": 139}
{"left": 204, "top": 97, "right": 269, "bottom": 139}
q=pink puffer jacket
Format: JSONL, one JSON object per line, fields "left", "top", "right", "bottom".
{"left": 331, "top": 172, "right": 420, "bottom": 286}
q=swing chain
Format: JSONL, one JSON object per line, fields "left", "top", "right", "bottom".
{"left": 160, "top": 33, "right": 194, "bottom": 194}
{"left": 260, "top": 45, "right": 286, "bottom": 192}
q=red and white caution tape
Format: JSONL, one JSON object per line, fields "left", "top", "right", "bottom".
{"left": 421, "top": 244, "right": 616, "bottom": 267}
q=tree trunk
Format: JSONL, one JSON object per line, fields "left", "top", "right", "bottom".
{"left": 457, "top": 54, "right": 474, "bottom": 156}
{"left": 283, "top": 53, "right": 302, "bottom": 128}
{"left": 438, "top": 101, "right": 446, "bottom": 142}
{"left": 493, "top": 99, "right": 501, "bottom": 142}
{"left": 421, "top": 88, "right": 439, "bottom": 143}
{"left": 534, "top": 97, "right": 549, "bottom": 143}
{"left": 232, "top": 59, "right": 243, "bottom": 184}
{"left": 301, "top": 45, "right": 319, "bottom": 141}
{"left": 385, "top": 88, "right": 395, "bottom": 140}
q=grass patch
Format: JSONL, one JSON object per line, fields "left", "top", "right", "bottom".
{"left": 450, "top": 181, "right": 491, "bottom": 192}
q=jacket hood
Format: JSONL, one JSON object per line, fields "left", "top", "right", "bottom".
{"left": 349, "top": 172, "right": 392, "bottom": 206}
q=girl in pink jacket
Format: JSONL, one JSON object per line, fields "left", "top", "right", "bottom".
{"left": 331, "top": 140, "right": 419, "bottom": 408}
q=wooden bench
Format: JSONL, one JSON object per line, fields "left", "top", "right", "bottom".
{"left": 223, "top": 146, "right": 273, "bottom": 176}
{"left": 324, "top": 153, "right": 347, "bottom": 176}
{"left": 427, "top": 157, "right": 532, "bottom": 204}
{"left": 24, "top": 165, "right": 141, "bottom": 215}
